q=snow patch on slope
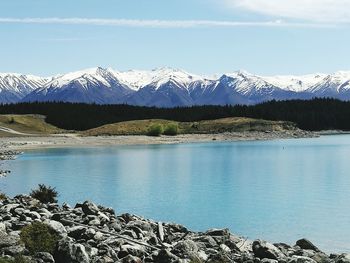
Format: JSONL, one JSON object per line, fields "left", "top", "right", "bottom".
{"left": 0, "top": 73, "right": 48, "bottom": 93}
{"left": 262, "top": 74, "right": 327, "bottom": 92}
{"left": 116, "top": 67, "right": 210, "bottom": 90}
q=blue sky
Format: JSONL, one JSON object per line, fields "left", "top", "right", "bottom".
{"left": 0, "top": 0, "right": 349, "bottom": 76}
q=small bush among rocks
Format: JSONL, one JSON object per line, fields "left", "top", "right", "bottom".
{"left": 20, "top": 222, "right": 59, "bottom": 254}
{"left": 30, "top": 184, "right": 58, "bottom": 203}
{"left": 0, "top": 256, "right": 30, "bottom": 263}
{"left": 0, "top": 192, "right": 7, "bottom": 200}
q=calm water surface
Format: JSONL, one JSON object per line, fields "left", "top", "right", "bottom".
{"left": 1, "top": 135, "right": 350, "bottom": 252}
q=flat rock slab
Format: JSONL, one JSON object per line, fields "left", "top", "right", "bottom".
{"left": 0, "top": 231, "right": 20, "bottom": 248}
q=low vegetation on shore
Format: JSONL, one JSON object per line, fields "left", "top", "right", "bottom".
{"left": 0, "top": 186, "right": 349, "bottom": 263}
{"left": 0, "top": 113, "right": 299, "bottom": 138}
{"left": 83, "top": 117, "right": 295, "bottom": 136}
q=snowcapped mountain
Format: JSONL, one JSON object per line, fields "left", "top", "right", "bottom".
{"left": 306, "top": 71, "right": 350, "bottom": 99}
{"left": 262, "top": 73, "right": 327, "bottom": 92}
{"left": 1, "top": 67, "right": 350, "bottom": 106}
{"left": 23, "top": 67, "right": 133, "bottom": 104}
{"left": 0, "top": 73, "right": 48, "bottom": 103}
{"left": 121, "top": 68, "right": 213, "bottom": 107}
{"left": 198, "top": 71, "right": 297, "bottom": 105}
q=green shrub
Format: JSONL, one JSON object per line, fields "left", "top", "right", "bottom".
{"left": 163, "top": 123, "right": 179, "bottom": 136}
{"left": 147, "top": 124, "right": 163, "bottom": 136}
{"left": 20, "top": 222, "right": 59, "bottom": 254}
{"left": 0, "top": 257, "right": 12, "bottom": 263}
{"left": 0, "top": 192, "right": 7, "bottom": 200}
{"left": 0, "top": 255, "right": 30, "bottom": 263}
{"left": 8, "top": 117, "right": 15, "bottom": 124}
{"left": 30, "top": 184, "right": 58, "bottom": 203}
{"left": 13, "top": 256, "right": 29, "bottom": 263}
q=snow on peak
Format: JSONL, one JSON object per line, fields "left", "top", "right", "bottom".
{"left": 220, "top": 70, "right": 278, "bottom": 95}
{"left": 149, "top": 67, "right": 204, "bottom": 89}
{"left": 2, "top": 67, "right": 350, "bottom": 105}
{"left": 262, "top": 73, "right": 327, "bottom": 92}
{"left": 114, "top": 69, "right": 155, "bottom": 90}
{"left": 115, "top": 67, "right": 207, "bottom": 90}
{"left": 307, "top": 71, "right": 350, "bottom": 93}
{"left": 0, "top": 73, "right": 48, "bottom": 94}
{"left": 45, "top": 67, "right": 118, "bottom": 90}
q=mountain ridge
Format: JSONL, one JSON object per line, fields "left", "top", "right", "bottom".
{"left": 1, "top": 67, "right": 350, "bottom": 106}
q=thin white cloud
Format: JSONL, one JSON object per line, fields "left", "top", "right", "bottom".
{"left": 0, "top": 17, "right": 334, "bottom": 28}
{"left": 225, "top": 0, "right": 350, "bottom": 23}
{"left": 42, "top": 37, "right": 84, "bottom": 42}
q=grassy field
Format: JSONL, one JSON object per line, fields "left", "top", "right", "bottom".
{"left": 0, "top": 114, "right": 63, "bottom": 136}
{"left": 83, "top": 117, "right": 296, "bottom": 136}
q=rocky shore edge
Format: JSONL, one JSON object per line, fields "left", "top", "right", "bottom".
{"left": 0, "top": 195, "right": 349, "bottom": 263}
{"left": 0, "top": 149, "right": 22, "bottom": 177}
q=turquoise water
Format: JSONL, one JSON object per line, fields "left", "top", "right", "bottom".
{"left": 1, "top": 135, "right": 350, "bottom": 252}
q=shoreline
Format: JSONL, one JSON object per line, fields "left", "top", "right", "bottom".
{"left": 0, "top": 130, "right": 316, "bottom": 176}
{"left": 0, "top": 129, "right": 316, "bottom": 152}
{"left": 0, "top": 130, "right": 316, "bottom": 177}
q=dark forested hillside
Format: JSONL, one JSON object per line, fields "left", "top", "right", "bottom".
{"left": 0, "top": 99, "right": 349, "bottom": 131}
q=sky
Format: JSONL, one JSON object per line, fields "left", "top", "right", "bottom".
{"left": 0, "top": 0, "right": 350, "bottom": 76}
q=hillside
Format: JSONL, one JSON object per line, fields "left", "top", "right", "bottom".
{"left": 83, "top": 117, "right": 296, "bottom": 136}
{"left": 0, "top": 114, "right": 63, "bottom": 136}
{"left": 0, "top": 113, "right": 298, "bottom": 138}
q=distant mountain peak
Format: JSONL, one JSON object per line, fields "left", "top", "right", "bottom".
{"left": 1, "top": 67, "right": 350, "bottom": 106}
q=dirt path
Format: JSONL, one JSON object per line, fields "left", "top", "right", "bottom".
{"left": 0, "top": 126, "right": 33, "bottom": 136}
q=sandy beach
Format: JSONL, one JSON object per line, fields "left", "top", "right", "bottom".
{"left": 0, "top": 129, "right": 316, "bottom": 151}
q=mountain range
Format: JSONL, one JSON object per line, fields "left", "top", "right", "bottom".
{"left": 1, "top": 67, "right": 350, "bottom": 107}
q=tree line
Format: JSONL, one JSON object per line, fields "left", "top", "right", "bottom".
{"left": 0, "top": 98, "right": 349, "bottom": 131}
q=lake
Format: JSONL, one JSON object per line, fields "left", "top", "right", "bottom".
{"left": 1, "top": 135, "right": 350, "bottom": 252}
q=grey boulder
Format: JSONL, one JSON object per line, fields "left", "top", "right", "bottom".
{"left": 252, "top": 240, "right": 285, "bottom": 260}
{"left": 295, "top": 239, "right": 320, "bottom": 252}
{"left": 55, "top": 237, "right": 90, "bottom": 263}
{"left": 81, "top": 201, "right": 99, "bottom": 216}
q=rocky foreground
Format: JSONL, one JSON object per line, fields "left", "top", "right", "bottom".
{"left": 1, "top": 195, "right": 350, "bottom": 263}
